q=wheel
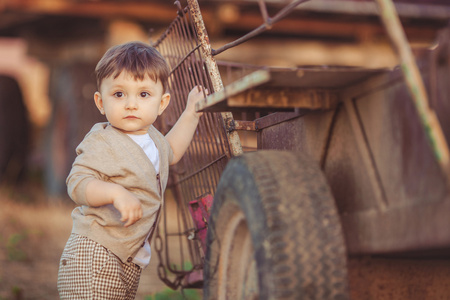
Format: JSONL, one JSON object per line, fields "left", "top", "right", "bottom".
{"left": 203, "top": 150, "right": 349, "bottom": 300}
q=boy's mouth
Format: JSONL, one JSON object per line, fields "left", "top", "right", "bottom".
{"left": 124, "top": 116, "right": 139, "bottom": 119}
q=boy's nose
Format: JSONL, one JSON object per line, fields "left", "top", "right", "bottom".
{"left": 125, "top": 97, "right": 138, "bottom": 110}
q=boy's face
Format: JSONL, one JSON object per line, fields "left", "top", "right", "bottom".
{"left": 94, "top": 71, "right": 170, "bottom": 135}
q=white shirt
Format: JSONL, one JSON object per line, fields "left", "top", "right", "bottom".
{"left": 127, "top": 133, "right": 160, "bottom": 268}
{"left": 127, "top": 133, "right": 160, "bottom": 173}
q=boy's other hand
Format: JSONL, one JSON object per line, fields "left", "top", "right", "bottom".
{"left": 186, "top": 85, "right": 208, "bottom": 119}
{"left": 112, "top": 187, "right": 143, "bottom": 227}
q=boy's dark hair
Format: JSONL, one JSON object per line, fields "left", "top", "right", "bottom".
{"left": 95, "top": 41, "right": 171, "bottom": 92}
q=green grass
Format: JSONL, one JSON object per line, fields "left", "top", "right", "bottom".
{"left": 6, "top": 232, "right": 28, "bottom": 261}
{"left": 145, "top": 288, "right": 201, "bottom": 300}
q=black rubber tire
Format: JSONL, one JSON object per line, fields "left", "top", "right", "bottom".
{"left": 203, "top": 150, "right": 349, "bottom": 300}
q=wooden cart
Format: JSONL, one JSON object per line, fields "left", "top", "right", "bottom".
{"left": 153, "top": 1, "right": 450, "bottom": 299}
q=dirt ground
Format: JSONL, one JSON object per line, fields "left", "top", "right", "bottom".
{"left": 0, "top": 184, "right": 184, "bottom": 300}
{"left": 3, "top": 183, "right": 450, "bottom": 300}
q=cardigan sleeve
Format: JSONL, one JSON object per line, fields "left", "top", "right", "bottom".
{"left": 66, "top": 130, "right": 116, "bottom": 206}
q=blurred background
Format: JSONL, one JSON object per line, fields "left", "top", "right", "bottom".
{"left": 0, "top": 0, "right": 449, "bottom": 299}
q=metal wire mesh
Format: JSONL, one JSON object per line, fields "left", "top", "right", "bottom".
{"left": 152, "top": 2, "right": 236, "bottom": 288}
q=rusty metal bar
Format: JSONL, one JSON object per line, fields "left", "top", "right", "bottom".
{"left": 182, "top": 1, "right": 233, "bottom": 191}
{"left": 258, "top": 0, "right": 270, "bottom": 24}
{"left": 375, "top": 0, "right": 450, "bottom": 184}
{"left": 175, "top": 155, "right": 228, "bottom": 185}
{"left": 211, "top": 0, "right": 310, "bottom": 56}
{"left": 169, "top": 44, "right": 202, "bottom": 76}
{"left": 187, "top": 0, "right": 243, "bottom": 157}
{"left": 234, "top": 120, "right": 257, "bottom": 131}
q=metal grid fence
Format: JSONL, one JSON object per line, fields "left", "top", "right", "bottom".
{"left": 152, "top": 1, "right": 240, "bottom": 289}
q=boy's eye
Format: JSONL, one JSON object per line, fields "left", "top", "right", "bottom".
{"left": 113, "top": 91, "right": 124, "bottom": 98}
{"left": 140, "top": 92, "right": 150, "bottom": 98}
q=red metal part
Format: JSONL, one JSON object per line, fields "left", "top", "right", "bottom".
{"left": 188, "top": 194, "right": 214, "bottom": 253}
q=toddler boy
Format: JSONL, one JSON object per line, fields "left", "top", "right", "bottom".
{"left": 57, "top": 41, "right": 205, "bottom": 299}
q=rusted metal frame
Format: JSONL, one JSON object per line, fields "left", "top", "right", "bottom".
{"left": 211, "top": 0, "right": 310, "bottom": 56}
{"left": 174, "top": 175, "right": 203, "bottom": 270}
{"left": 193, "top": 116, "right": 222, "bottom": 194}
{"left": 375, "top": 0, "right": 450, "bottom": 184}
{"left": 200, "top": 115, "right": 222, "bottom": 189}
{"left": 172, "top": 147, "right": 203, "bottom": 275}
{"left": 184, "top": 9, "right": 232, "bottom": 165}
{"left": 154, "top": 2, "right": 210, "bottom": 284}
{"left": 185, "top": 56, "right": 219, "bottom": 200}
{"left": 200, "top": 116, "right": 224, "bottom": 191}
{"left": 170, "top": 18, "right": 208, "bottom": 273}
{"left": 164, "top": 102, "right": 197, "bottom": 275}
{"left": 176, "top": 8, "right": 219, "bottom": 202}
{"left": 198, "top": 120, "right": 222, "bottom": 193}
{"left": 152, "top": 2, "right": 188, "bottom": 48}
{"left": 163, "top": 23, "right": 185, "bottom": 109}
{"left": 234, "top": 120, "right": 257, "bottom": 131}
{"left": 188, "top": 0, "right": 243, "bottom": 158}
{"left": 173, "top": 156, "right": 197, "bottom": 273}
{"left": 178, "top": 189, "right": 204, "bottom": 275}
{"left": 176, "top": 182, "right": 203, "bottom": 275}
{"left": 168, "top": 24, "right": 204, "bottom": 203}
{"left": 160, "top": 18, "right": 201, "bottom": 277}
{"left": 162, "top": 183, "right": 186, "bottom": 277}
{"left": 155, "top": 227, "right": 182, "bottom": 289}
{"left": 155, "top": 0, "right": 238, "bottom": 287}
{"left": 165, "top": 225, "right": 203, "bottom": 237}
{"left": 176, "top": 187, "right": 188, "bottom": 274}
{"left": 180, "top": 6, "right": 225, "bottom": 192}
{"left": 172, "top": 16, "right": 207, "bottom": 201}
{"left": 186, "top": 75, "right": 216, "bottom": 200}
{"left": 170, "top": 6, "right": 224, "bottom": 276}
{"left": 176, "top": 64, "right": 218, "bottom": 205}
{"left": 200, "top": 122, "right": 223, "bottom": 194}
{"left": 174, "top": 154, "right": 228, "bottom": 185}
{"left": 154, "top": 37, "right": 184, "bottom": 288}
{"left": 168, "top": 44, "right": 202, "bottom": 77}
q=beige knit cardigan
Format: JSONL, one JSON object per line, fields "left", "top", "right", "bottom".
{"left": 66, "top": 122, "right": 173, "bottom": 264}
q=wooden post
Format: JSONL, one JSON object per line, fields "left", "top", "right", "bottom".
{"left": 375, "top": 0, "right": 450, "bottom": 184}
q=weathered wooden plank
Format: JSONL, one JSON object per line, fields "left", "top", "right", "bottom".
{"left": 227, "top": 88, "right": 338, "bottom": 110}
{"left": 197, "top": 67, "right": 386, "bottom": 112}
{"left": 196, "top": 69, "right": 270, "bottom": 112}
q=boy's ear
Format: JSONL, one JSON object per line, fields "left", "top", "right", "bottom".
{"left": 94, "top": 92, "right": 105, "bottom": 115}
{"left": 158, "top": 93, "right": 171, "bottom": 115}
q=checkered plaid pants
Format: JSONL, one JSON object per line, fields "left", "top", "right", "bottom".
{"left": 57, "top": 234, "right": 142, "bottom": 299}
